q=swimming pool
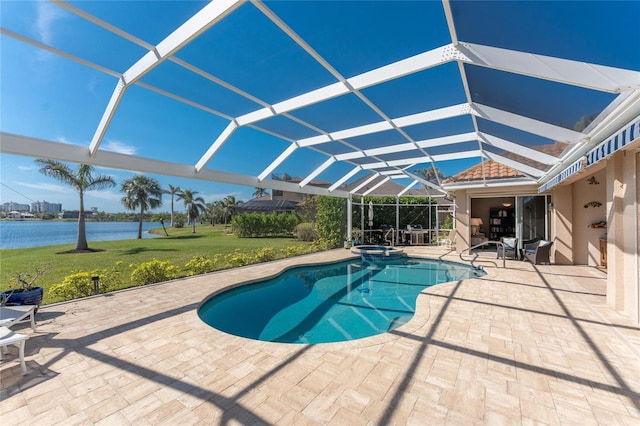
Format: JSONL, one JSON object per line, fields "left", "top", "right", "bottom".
{"left": 198, "top": 257, "right": 484, "bottom": 344}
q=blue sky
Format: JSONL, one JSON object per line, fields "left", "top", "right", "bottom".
{"left": 1, "top": 1, "right": 637, "bottom": 213}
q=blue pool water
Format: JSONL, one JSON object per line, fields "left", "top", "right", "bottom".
{"left": 198, "top": 257, "right": 485, "bottom": 344}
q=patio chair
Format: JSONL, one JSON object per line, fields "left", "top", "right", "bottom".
{"left": 497, "top": 237, "right": 518, "bottom": 259}
{"left": 523, "top": 240, "right": 554, "bottom": 265}
{"left": 438, "top": 229, "right": 457, "bottom": 249}
{"left": 0, "top": 326, "right": 29, "bottom": 375}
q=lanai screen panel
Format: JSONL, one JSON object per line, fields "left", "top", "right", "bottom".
{"left": 1, "top": 1, "right": 639, "bottom": 196}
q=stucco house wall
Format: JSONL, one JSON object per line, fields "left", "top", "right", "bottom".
{"left": 572, "top": 168, "right": 607, "bottom": 266}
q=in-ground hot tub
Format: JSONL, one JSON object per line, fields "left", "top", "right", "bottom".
{"left": 350, "top": 245, "right": 404, "bottom": 258}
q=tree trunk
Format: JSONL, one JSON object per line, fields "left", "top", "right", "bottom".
{"left": 192, "top": 215, "right": 196, "bottom": 233}
{"left": 170, "top": 197, "right": 174, "bottom": 227}
{"left": 138, "top": 206, "right": 144, "bottom": 239}
{"left": 76, "top": 190, "right": 89, "bottom": 250}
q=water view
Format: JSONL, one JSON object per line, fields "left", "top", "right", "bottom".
{"left": 0, "top": 221, "right": 162, "bottom": 249}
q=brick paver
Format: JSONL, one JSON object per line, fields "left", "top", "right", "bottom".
{"left": 1, "top": 247, "right": 639, "bottom": 425}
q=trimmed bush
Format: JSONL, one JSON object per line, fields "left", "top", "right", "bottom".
{"left": 316, "top": 196, "right": 347, "bottom": 248}
{"left": 254, "top": 247, "right": 277, "bottom": 263}
{"left": 50, "top": 269, "right": 116, "bottom": 300}
{"left": 224, "top": 249, "right": 253, "bottom": 267}
{"left": 232, "top": 212, "right": 303, "bottom": 238}
{"left": 295, "top": 222, "right": 317, "bottom": 241}
{"left": 130, "top": 259, "right": 179, "bottom": 285}
{"left": 184, "top": 255, "right": 215, "bottom": 276}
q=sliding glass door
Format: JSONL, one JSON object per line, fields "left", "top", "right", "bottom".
{"left": 516, "top": 195, "right": 549, "bottom": 244}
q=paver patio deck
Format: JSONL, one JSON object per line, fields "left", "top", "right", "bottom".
{"left": 1, "top": 246, "right": 639, "bottom": 425}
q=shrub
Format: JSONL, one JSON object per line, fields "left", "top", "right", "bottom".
{"left": 295, "top": 222, "right": 317, "bottom": 241}
{"left": 130, "top": 259, "right": 178, "bottom": 285}
{"left": 50, "top": 269, "right": 115, "bottom": 300}
{"left": 316, "top": 196, "right": 347, "bottom": 248}
{"left": 184, "top": 255, "right": 215, "bottom": 276}
{"left": 254, "top": 247, "right": 276, "bottom": 263}
{"left": 441, "top": 215, "right": 453, "bottom": 229}
{"left": 224, "top": 249, "right": 253, "bottom": 267}
{"left": 232, "top": 212, "right": 303, "bottom": 237}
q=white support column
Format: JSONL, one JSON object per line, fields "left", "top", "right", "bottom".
{"left": 347, "top": 194, "right": 353, "bottom": 244}
{"left": 360, "top": 198, "right": 365, "bottom": 245}
{"left": 258, "top": 143, "right": 298, "bottom": 181}
{"left": 395, "top": 196, "right": 400, "bottom": 245}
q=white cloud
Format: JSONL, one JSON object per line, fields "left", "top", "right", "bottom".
{"left": 36, "top": 3, "right": 66, "bottom": 45}
{"left": 102, "top": 140, "right": 137, "bottom": 155}
{"left": 17, "top": 165, "right": 38, "bottom": 171}
{"left": 55, "top": 136, "right": 73, "bottom": 144}
{"left": 15, "top": 181, "right": 68, "bottom": 193}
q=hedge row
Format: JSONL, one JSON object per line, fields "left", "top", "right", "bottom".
{"left": 48, "top": 243, "right": 331, "bottom": 302}
{"left": 231, "top": 212, "right": 303, "bottom": 237}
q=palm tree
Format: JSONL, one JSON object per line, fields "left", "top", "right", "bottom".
{"left": 163, "top": 184, "right": 181, "bottom": 227}
{"left": 413, "top": 166, "right": 445, "bottom": 184}
{"left": 203, "top": 201, "right": 224, "bottom": 225}
{"left": 120, "top": 176, "right": 163, "bottom": 239}
{"left": 222, "top": 195, "right": 241, "bottom": 225}
{"left": 36, "top": 160, "right": 116, "bottom": 251}
{"left": 212, "top": 200, "right": 225, "bottom": 224}
{"left": 176, "top": 189, "right": 206, "bottom": 233}
{"left": 252, "top": 187, "right": 269, "bottom": 199}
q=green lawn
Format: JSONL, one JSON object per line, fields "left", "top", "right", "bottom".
{"left": 0, "top": 224, "right": 315, "bottom": 305}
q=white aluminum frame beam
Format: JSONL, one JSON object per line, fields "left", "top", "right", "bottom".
{"left": 195, "top": 121, "right": 239, "bottom": 172}
{"left": 235, "top": 45, "right": 454, "bottom": 127}
{"left": 459, "top": 42, "right": 640, "bottom": 94}
{"left": 473, "top": 104, "right": 584, "bottom": 143}
{"left": 258, "top": 143, "right": 298, "bottom": 181}
{"left": 478, "top": 133, "right": 559, "bottom": 165}
{"left": 332, "top": 133, "right": 476, "bottom": 162}
{"left": 398, "top": 180, "right": 420, "bottom": 197}
{"left": 0, "top": 132, "right": 350, "bottom": 198}
{"left": 484, "top": 151, "right": 545, "bottom": 178}
{"left": 350, "top": 174, "right": 381, "bottom": 194}
{"left": 297, "top": 104, "right": 469, "bottom": 147}
{"left": 431, "top": 150, "right": 484, "bottom": 162}
{"left": 329, "top": 166, "right": 361, "bottom": 192}
{"left": 300, "top": 157, "right": 336, "bottom": 188}
{"left": 89, "top": 0, "right": 243, "bottom": 156}
{"left": 403, "top": 171, "right": 446, "bottom": 192}
{"left": 363, "top": 177, "right": 391, "bottom": 196}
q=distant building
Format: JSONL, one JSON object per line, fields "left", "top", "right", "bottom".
{"left": 6, "top": 211, "right": 35, "bottom": 219}
{"left": 31, "top": 200, "right": 63, "bottom": 213}
{"left": 0, "top": 202, "right": 30, "bottom": 212}
{"left": 235, "top": 173, "right": 330, "bottom": 216}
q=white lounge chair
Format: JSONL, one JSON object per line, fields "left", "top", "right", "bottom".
{"left": 0, "top": 326, "right": 29, "bottom": 375}
{"left": 0, "top": 305, "right": 37, "bottom": 331}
